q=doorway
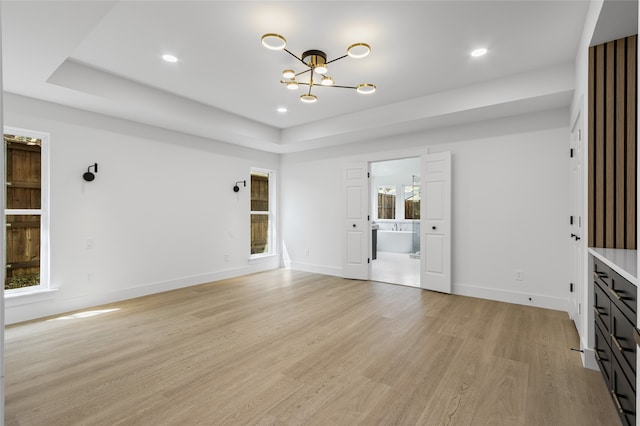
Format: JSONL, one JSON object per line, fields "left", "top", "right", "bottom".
{"left": 370, "top": 157, "right": 421, "bottom": 287}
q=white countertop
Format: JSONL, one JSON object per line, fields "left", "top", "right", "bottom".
{"left": 588, "top": 247, "right": 637, "bottom": 285}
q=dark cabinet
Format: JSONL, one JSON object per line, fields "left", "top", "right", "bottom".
{"left": 593, "top": 256, "right": 637, "bottom": 426}
{"left": 594, "top": 281, "right": 611, "bottom": 333}
{"left": 612, "top": 359, "right": 636, "bottom": 426}
{"left": 595, "top": 321, "right": 612, "bottom": 383}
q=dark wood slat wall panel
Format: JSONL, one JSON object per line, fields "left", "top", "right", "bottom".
{"left": 626, "top": 36, "right": 637, "bottom": 248}
{"left": 616, "top": 38, "right": 627, "bottom": 248}
{"left": 605, "top": 40, "right": 616, "bottom": 247}
{"left": 588, "top": 35, "right": 637, "bottom": 249}
{"left": 604, "top": 41, "right": 616, "bottom": 247}
{"left": 595, "top": 43, "right": 605, "bottom": 247}
{"left": 588, "top": 47, "right": 595, "bottom": 247}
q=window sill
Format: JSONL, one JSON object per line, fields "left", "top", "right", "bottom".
{"left": 5, "top": 287, "right": 58, "bottom": 307}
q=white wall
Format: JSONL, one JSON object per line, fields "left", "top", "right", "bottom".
{"left": 282, "top": 108, "right": 571, "bottom": 311}
{"left": 4, "top": 93, "right": 280, "bottom": 324}
{"left": 4, "top": 92, "right": 571, "bottom": 322}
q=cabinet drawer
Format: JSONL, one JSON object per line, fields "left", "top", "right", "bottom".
{"left": 594, "top": 258, "right": 612, "bottom": 287}
{"left": 610, "top": 268, "right": 637, "bottom": 321}
{"left": 612, "top": 360, "right": 636, "bottom": 426}
{"left": 594, "top": 282, "right": 611, "bottom": 333}
{"left": 595, "top": 320, "right": 612, "bottom": 385}
{"left": 611, "top": 303, "right": 636, "bottom": 380}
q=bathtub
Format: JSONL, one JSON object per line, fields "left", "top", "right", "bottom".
{"left": 377, "top": 230, "right": 414, "bottom": 253}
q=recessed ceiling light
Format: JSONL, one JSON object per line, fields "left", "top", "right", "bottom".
{"left": 277, "top": 107, "right": 287, "bottom": 113}
{"left": 471, "top": 48, "right": 487, "bottom": 58}
{"left": 162, "top": 54, "right": 178, "bottom": 63}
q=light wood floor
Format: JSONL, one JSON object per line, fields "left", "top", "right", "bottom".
{"left": 5, "top": 270, "right": 619, "bottom": 426}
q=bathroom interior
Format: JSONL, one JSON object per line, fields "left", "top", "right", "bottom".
{"left": 370, "top": 157, "right": 421, "bottom": 287}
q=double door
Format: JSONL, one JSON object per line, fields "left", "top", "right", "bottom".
{"left": 342, "top": 152, "right": 451, "bottom": 293}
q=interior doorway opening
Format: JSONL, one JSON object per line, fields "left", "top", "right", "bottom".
{"left": 370, "top": 157, "right": 420, "bottom": 287}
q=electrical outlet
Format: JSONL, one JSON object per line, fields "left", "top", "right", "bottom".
{"left": 224, "top": 254, "right": 230, "bottom": 262}
{"left": 306, "top": 248, "right": 310, "bottom": 256}
{"left": 86, "top": 239, "right": 94, "bottom": 249}
{"left": 515, "top": 269, "right": 524, "bottom": 281}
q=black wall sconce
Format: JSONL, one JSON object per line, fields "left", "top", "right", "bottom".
{"left": 233, "top": 180, "right": 246, "bottom": 192}
{"left": 83, "top": 163, "right": 98, "bottom": 182}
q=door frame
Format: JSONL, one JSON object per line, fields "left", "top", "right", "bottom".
{"left": 368, "top": 156, "right": 421, "bottom": 286}
{"left": 363, "top": 152, "right": 452, "bottom": 292}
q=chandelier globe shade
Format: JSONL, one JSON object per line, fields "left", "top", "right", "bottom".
{"left": 261, "top": 33, "right": 286, "bottom": 50}
{"left": 347, "top": 43, "right": 371, "bottom": 58}
{"left": 321, "top": 76, "right": 334, "bottom": 86}
{"left": 300, "top": 94, "right": 318, "bottom": 103}
{"left": 282, "top": 69, "right": 296, "bottom": 79}
{"left": 356, "top": 83, "right": 376, "bottom": 94}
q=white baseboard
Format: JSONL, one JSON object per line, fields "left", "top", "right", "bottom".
{"left": 453, "top": 283, "right": 568, "bottom": 312}
{"left": 581, "top": 347, "right": 599, "bottom": 371}
{"left": 5, "top": 259, "right": 280, "bottom": 325}
{"left": 289, "top": 261, "right": 342, "bottom": 277}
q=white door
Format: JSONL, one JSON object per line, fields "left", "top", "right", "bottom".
{"left": 420, "top": 152, "right": 451, "bottom": 293}
{"left": 569, "top": 113, "right": 584, "bottom": 332}
{"left": 343, "top": 162, "right": 369, "bottom": 280}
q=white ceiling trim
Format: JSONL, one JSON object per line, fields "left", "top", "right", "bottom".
{"left": 35, "top": 58, "right": 574, "bottom": 154}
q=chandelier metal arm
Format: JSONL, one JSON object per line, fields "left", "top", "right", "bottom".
{"left": 284, "top": 48, "right": 307, "bottom": 66}
{"left": 287, "top": 82, "right": 358, "bottom": 90}
{"left": 325, "top": 54, "right": 349, "bottom": 65}
{"left": 326, "top": 84, "right": 358, "bottom": 89}
{"left": 308, "top": 69, "right": 314, "bottom": 95}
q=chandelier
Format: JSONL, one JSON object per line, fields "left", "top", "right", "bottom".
{"left": 261, "top": 33, "right": 376, "bottom": 104}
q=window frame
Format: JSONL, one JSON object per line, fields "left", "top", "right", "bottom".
{"left": 403, "top": 183, "right": 421, "bottom": 220}
{"left": 249, "top": 167, "right": 276, "bottom": 259}
{"left": 376, "top": 185, "right": 397, "bottom": 221}
{"left": 4, "top": 126, "right": 50, "bottom": 295}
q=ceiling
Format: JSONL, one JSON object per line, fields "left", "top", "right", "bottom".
{"left": 0, "top": 1, "right": 630, "bottom": 153}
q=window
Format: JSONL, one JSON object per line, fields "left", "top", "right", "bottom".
{"left": 250, "top": 169, "right": 275, "bottom": 256}
{"left": 4, "top": 128, "right": 49, "bottom": 293}
{"left": 377, "top": 186, "right": 396, "bottom": 219}
{"left": 404, "top": 184, "right": 420, "bottom": 220}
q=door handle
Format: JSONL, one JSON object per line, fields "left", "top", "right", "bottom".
{"left": 608, "top": 287, "right": 622, "bottom": 301}
{"left": 611, "top": 333, "right": 625, "bottom": 352}
{"left": 611, "top": 390, "right": 627, "bottom": 415}
{"left": 593, "top": 271, "right": 607, "bottom": 280}
{"left": 352, "top": 224, "right": 356, "bottom": 228}
{"left": 432, "top": 226, "right": 436, "bottom": 230}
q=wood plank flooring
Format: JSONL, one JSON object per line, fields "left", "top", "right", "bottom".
{"left": 5, "top": 270, "right": 619, "bottom": 425}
